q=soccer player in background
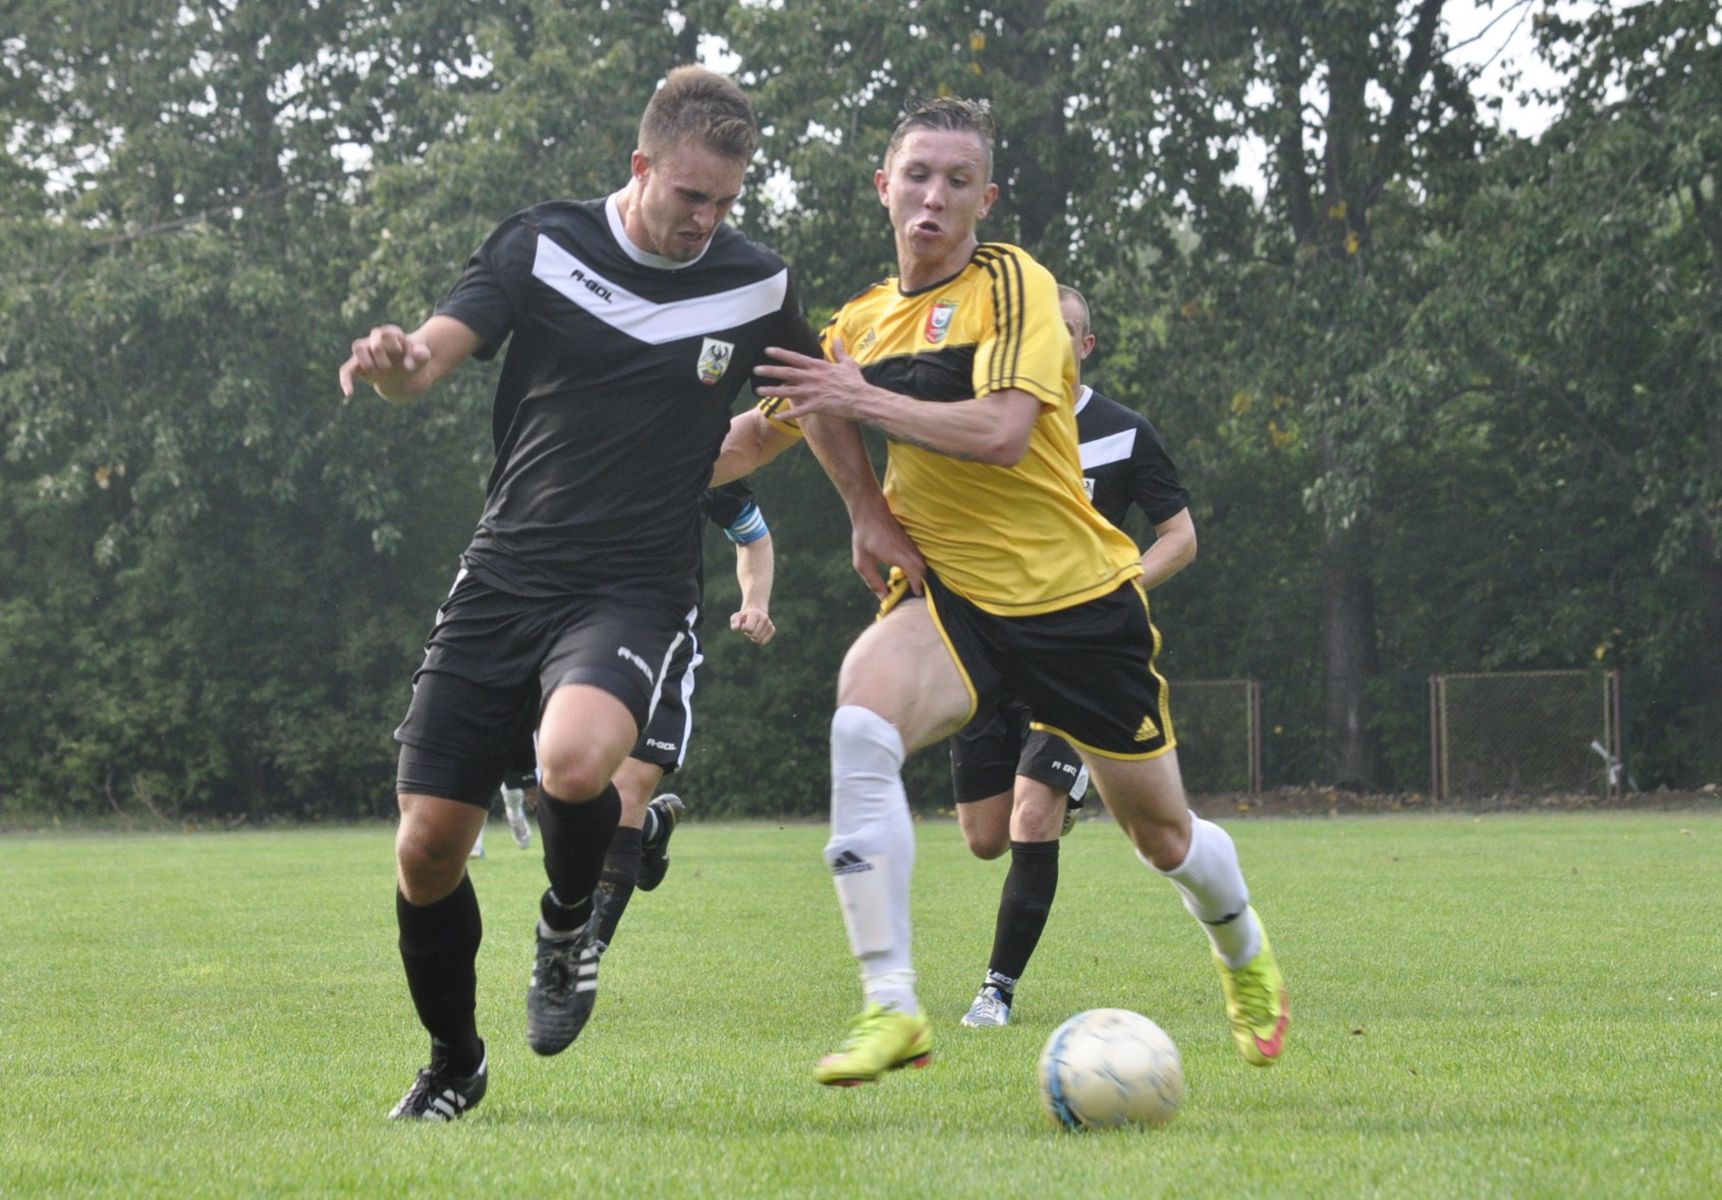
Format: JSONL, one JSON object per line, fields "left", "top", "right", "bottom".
{"left": 739, "top": 96, "right": 1287, "bottom": 1084}
{"left": 949, "top": 284, "right": 1199, "bottom": 1028}
{"left": 338, "top": 67, "right": 835, "bottom": 1121}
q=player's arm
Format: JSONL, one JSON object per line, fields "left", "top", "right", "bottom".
{"left": 755, "top": 340, "right": 1039, "bottom": 466}
{"left": 799, "top": 410, "right": 928, "bottom": 597}
{"left": 1138, "top": 507, "right": 1197, "bottom": 589}
{"left": 730, "top": 529, "right": 776, "bottom": 646}
{"left": 711, "top": 408, "right": 800, "bottom": 485}
{"left": 338, "top": 315, "right": 483, "bottom": 401}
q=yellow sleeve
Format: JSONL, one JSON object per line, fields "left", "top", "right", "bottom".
{"left": 755, "top": 394, "right": 805, "bottom": 438}
{"left": 971, "top": 247, "right": 1066, "bottom": 408}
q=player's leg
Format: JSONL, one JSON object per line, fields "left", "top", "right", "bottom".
{"left": 386, "top": 569, "right": 544, "bottom": 1115}
{"left": 500, "top": 768, "right": 534, "bottom": 849}
{"left": 390, "top": 734, "right": 500, "bottom": 1120}
{"left": 1082, "top": 747, "right": 1287, "bottom": 1066}
{"left": 816, "top": 596, "right": 974, "bottom": 1085}
{"left": 469, "top": 824, "right": 486, "bottom": 859}
{"left": 627, "top": 628, "right": 697, "bottom": 894}
{"left": 586, "top": 755, "right": 666, "bottom": 952}
{"left": 964, "top": 764, "right": 1069, "bottom": 1028}
{"left": 524, "top": 684, "right": 638, "bottom": 1055}
{"left": 1017, "top": 580, "right": 1287, "bottom": 1066}
{"left": 526, "top": 597, "right": 686, "bottom": 1055}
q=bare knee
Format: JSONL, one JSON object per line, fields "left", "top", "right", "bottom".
{"left": 396, "top": 822, "right": 470, "bottom": 904}
{"left": 537, "top": 743, "right": 613, "bottom": 803}
{"left": 957, "top": 793, "right": 1011, "bottom": 859}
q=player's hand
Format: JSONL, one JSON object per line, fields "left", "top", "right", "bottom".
{"left": 754, "top": 340, "right": 870, "bottom": 422}
{"left": 730, "top": 607, "right": 776, "bottom": 646}
{"left": 852, "top": 500, "right": 925, "bottom": 598}
{"left": 339, "top": 324, "right": 432, "bottom": 398}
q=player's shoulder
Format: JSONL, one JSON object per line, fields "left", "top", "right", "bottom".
{"left": 971, "top": 241, "right": 1054, "bottom": 283}
{"left": 497, "top": 198, "right": 605, "bottom": 235}
{"left": 477, "top": 198, "right": 604, "bottom": 256}
{"left": 829, "top": 277, "right": 897, "bottom": 324}
{"left": 1078, "top": 388, "right": 1156, "bottom": 437}
{"left": 703, "top": 225, "right": 795, "bottom": 280}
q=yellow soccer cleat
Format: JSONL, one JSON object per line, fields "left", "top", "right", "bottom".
{"left": 1214, "top": 909, "right": 1290, "bottom": 1066}
{"left": 814, "top": 1004, "right": 934, "bottom": 1086}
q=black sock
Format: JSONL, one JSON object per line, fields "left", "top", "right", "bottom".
{"left": 589, "top": 825, "right": 643, "bottom": 948}
{"left": 987, "top": 839, "right": 1060, "bottom": 997}
{"left": 536, "top": 782, "right": 621, "bottom": 934}
{"left": 396, "top": 875, "right": 484, "bottom": 1074}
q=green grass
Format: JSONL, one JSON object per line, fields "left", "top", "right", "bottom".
{"left": 3, "top": 811, "right": 1718, "bottom": 1197}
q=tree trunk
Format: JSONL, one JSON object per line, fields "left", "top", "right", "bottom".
{"left": 1321, "top": 521, "right": 1382, "bottom": 789}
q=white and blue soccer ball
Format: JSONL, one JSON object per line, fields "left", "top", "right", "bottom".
{"left": 1038, "top": 1008, "right": 1185, "bottom": 1130}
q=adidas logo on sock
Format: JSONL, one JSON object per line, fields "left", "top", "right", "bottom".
{"left": 830, "top": 850, "right": 874, "bottom": 877}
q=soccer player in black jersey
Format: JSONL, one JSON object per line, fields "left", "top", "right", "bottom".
{"left": 745, "top": 97, "right": 1288, "bottom": 1084}
{"left": 338, "top": 67, "right": 826, "bottom": 1121}
{"left": 950, "top": 284, "right": 1199, "bottom": 1028}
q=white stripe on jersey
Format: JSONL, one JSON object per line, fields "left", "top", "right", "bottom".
{"left": 1080, "top": 427, "right": 1137, "bottom": 470}
{"left": 532, "top": 234, "right": 788, "bottom": 345}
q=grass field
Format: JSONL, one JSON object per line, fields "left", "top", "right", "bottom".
{"left": 3, "top": 811, "right": 1718, "bottom": 1197}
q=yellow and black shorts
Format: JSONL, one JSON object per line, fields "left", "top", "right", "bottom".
{"left": 886, "top": 571, "right": 1177, "bottom": 761}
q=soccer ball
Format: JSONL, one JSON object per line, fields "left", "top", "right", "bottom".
{"left": 1038, "top": 1008, "right": 1184, "bottom": 1130}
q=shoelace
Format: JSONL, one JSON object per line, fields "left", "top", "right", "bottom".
{"left": 838, "top": 1008, "right": 892, "bottom": 1051}
{"left": 1232, "top": 964, "right": 1275, "bottom": 1024}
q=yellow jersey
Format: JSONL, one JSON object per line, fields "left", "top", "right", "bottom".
{"left": 768, "top": 243, "right": 1140, "bottom": 616}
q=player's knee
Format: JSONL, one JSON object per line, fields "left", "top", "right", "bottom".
{"left": 831, "top": 705, "right": 904, "bottom": 773}
{"left": 396, "top": 828, "right": 469, "bottom": 901}
{"left": 964, "top": 827, "right": 1008, "bottom": 860}
{"left": 536, "top": 745, "right": 611, "bottom": 802}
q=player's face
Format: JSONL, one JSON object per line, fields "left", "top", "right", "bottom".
{"left": 876, "top": 128, "right": 998, "bottom": 268}
{"left": 1060, "top": 297, "right": 1096, "bottom": 366}
{"left": 630, "top": 139, "right": 746, "bottom": 262}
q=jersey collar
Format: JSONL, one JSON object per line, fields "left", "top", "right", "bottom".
{"left": 1074, "top": 384, "right": 1093, "bottom": 414}
{"left": 606, "top": 191, "right": 712, "bottom": 271}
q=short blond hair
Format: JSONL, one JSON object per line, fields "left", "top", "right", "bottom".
{"left": 639, "top": 66, "right": 759, "bottom": 162}
{"left": 885, "top": 96, "right": 995, "bottom": 180}
{"left": 1057, "top": 284, "right": 1091, "bottom": 336}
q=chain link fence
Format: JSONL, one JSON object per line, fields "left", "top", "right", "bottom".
{"left": 1170, "top": 669, "right": 1624, "bottom": 799}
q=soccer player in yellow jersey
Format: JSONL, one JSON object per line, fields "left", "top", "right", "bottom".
{"left": 729, "top": 97, "right": 1288, "bottom": 1084}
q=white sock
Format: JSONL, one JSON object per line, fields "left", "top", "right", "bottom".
{"left": 1151, "top": 816, "right": 1261, "bottom": 968}
{"left": 826, "top": 705, "right": 919, "bottom": 1014}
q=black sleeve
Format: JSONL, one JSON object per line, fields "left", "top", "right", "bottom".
{"left": 775, "top": 271, "right": 825, "bottom": 359}
{"left": 432, "top": 215, "right": 532, "bottom": 361}
{"left": 700, "top": 479, "right": 756, "bottom": 529}
{"left": 1130, "top": 416, "right": 1191, "bottom": 527}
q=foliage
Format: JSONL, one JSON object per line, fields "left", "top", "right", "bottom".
{"left": 1, "top": 0, "right": 1718, "bottom": 818}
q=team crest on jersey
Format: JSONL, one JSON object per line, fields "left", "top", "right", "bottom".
{"left": 697, "top": 338, "right": 734, "bottom": 386}
{"left": 924, "top": 300, "right": 959, "bottom": 344}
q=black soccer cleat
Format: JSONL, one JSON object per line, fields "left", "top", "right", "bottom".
{"left": 637, "top": 793, "right": 684, "bottom": 892}
{"left": 388, "top": 1041, "right": 488, "bottom": 1121}
{"left": 526, "top": 926, "right": 604, "bottom": 1055}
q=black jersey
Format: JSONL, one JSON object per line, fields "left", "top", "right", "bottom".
{"left": 1075, "top": 386, "right": 1189, "bottom": 531}
{"left": 434, "top": 196, "right": 821, "bottom": 603}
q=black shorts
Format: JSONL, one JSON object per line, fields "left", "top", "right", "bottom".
{"left": 629, "top": 618, "right": 704, "bottom": 773}
{"left": 950, "top": 696, "right": 1085, "bottom": 802}
{"left": 395, "top": 568, "right": 695, "bottom": 805}
{"left": 897, "top": 572, "right": 1176, "bottom": 761}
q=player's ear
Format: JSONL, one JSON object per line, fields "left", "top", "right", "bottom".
{"left": 980, "top": 180, "right": 999, "bottom": 219}
{"left": 875, "top": 167, "right": 890, "bottom": 206}
{"left": 630, "top": 149, "right": 652, "bottom": 183}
